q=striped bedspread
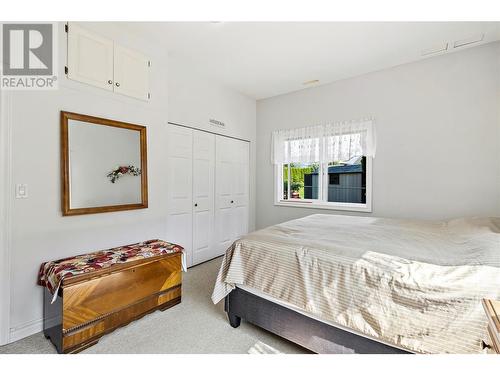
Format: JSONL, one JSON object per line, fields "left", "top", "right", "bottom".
{"left": 212, "top": 214, "right": 500, "bottom": 353}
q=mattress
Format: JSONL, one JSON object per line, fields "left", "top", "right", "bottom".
{"left": 212, "top": 214, "right": 500, "bottom": 354}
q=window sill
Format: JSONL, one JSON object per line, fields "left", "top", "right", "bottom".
{"left": 274, "top": 200, "right": 372, "bottom": 213}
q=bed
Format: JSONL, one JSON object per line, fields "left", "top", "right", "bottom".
{"left": 212, "top": 214, "right": 500, "bottom": 354}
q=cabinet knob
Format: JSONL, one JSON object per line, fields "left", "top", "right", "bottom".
{"left": 107, "top": 80, "right": 113, "bottom": 84}
{"left": 194, "top": 203, "right": 198, "bottom": 207}
{"left": 115, "top": 82, "right": 120, "bottom": 87}
{"left": 231, "top": 200, "right": 234, "bottom": 204}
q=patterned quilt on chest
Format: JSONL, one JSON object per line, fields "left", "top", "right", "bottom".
{"left": 38, "top": 239, "right": 184, "bottom": 300}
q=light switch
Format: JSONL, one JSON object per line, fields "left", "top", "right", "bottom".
{"left": 16, "top": 184, "right": 28, "bottom": 199}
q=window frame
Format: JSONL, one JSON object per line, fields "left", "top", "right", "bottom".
{"left": 274, "top": 156, "right": 373, "bottom": 213}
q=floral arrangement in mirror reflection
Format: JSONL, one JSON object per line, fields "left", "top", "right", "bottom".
{"left": 107, "top": 165, "right": 142, "bottom": 183}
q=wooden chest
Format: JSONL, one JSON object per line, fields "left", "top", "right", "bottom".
{"left": 43, "top": 252, "right": 182, "bottom": 353}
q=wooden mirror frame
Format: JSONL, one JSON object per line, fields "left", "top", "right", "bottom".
{"left": 61, "top": 111, "right": 148, "bottom": 216}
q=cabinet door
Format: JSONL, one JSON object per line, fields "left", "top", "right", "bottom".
{"left": 192, "top": 130, "right": 215, "bottom": 265}
{"left": 67, "top": 23, "right": 114, "bottom": 91}
{"left": 114, "top": 45, "right": 150, "bottom": 101}
{"left": 214, "top": 136, "right": 236, "bottom": 255}
{"left": 166, "top": 125, "right": 193, "bottom": 267}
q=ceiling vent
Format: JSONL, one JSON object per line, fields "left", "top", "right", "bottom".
{"left": 303, "top": 79, "right": 319, "bottom": 85}
{"left": 454, "top": 34, "right": 484, "bottom": 48}
{"left": 421, "top": 43, "right": 448, "bottom": 56}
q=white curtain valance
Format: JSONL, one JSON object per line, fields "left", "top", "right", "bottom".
{"left": 271, "top": 119, "right": 376, "bottom": 164}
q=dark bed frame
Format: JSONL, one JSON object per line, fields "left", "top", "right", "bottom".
{"left": 225, "top": 287, "right": 409, "bottom": 354}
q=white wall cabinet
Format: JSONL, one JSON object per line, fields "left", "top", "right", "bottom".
{"left": 67, "top": 23, "right": 114, "bottom": 91}
{"left": 67, "top": 23, "right": 150, "bottom": 101}
{"left": 166, "top": 124, "right": 249, "bottom": 267}
{"left": 113, "top": 45, "right": 150, "bottom": 100}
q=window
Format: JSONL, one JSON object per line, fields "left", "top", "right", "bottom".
{"left": 276, "top": 156, "right": 371, "bottom": 211}
{"left": 329, "top": 173, "right": 340, "bottom": 185}
{"left": 282, "top": 163, "right": 320, "bottom": 200}
{"left": 327, "top": 156, "right": 366, "bottom": 204}
{"left": 272, "top": 120, "right": 375, "bottom": 212}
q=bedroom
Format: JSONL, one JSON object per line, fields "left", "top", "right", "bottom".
{"left": 1, "top": 0, "right": 500, "bottom": 373}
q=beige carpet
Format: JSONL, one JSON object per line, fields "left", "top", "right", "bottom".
{"left": 0, "top": 257, "right": 309, "bottom": 354}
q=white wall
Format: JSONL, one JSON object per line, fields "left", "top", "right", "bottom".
{"left": 5, "top": 22, "right": 256, "bottom": 342}
{"left": 168, "top": 57, "right": 257, "bottom": 232}
{"left": 256, "top": 42, "right": 500, "bottom": 229}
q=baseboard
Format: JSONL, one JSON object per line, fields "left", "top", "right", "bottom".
{"left": 189, "top": 254, "right": 224, "bottom": 269}
{"left": 9, "top": 318, "right": 44, "bottom": 343}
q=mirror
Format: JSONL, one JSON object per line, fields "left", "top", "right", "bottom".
{"left": 61, "top": 111, "right": 148, "bottom": 215}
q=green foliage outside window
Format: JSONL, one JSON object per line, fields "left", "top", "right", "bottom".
{"left": 283, "top": 163, "right": 319, "bottom": 199}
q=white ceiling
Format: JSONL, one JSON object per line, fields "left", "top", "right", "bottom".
{"left": 126, "top": 22, "right": 500, "bottom": 99}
